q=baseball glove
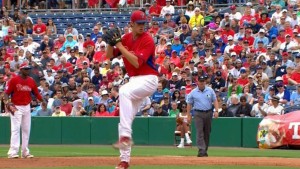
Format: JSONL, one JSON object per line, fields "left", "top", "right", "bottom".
{"left": 6, "top": 102, "right": 17, "bottom": 115}
{"left": 102, "top": 28, "right": 122, "bottom": 46}
{"left": 176, "top": 117, "right": 183, "bottom": 125}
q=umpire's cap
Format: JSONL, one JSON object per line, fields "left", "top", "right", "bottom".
{"left": 131, "top": 10, "right": 148, "bottom": 24}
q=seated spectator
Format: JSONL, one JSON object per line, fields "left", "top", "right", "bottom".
{"left": 227, "top": 77, "right": 243, "bottom": 97}
{"left": 107, "top": 99, "right": 116, "bottom": 114}
{"left": 261, "top": 96, "right": 284, "bottom": 116}
{"left": 94, "top": 103, "right": 110, "bottom": 117}
{"left": 36, "top": 102, "right": 52, "bottom": 116}
{"left": 33, "top": 18, "right": 47, "bottom": 36}
{"left": 169, "top": 101, "right": 179, "bottom": 117}
{"left": 290, "top": 63, "right": 300, "bottom": 84}
{"left": 160, "top": 0, "right": 175, "bottom": 17}
{"left": 237, "top": 68, "right": 249, "bottom": 86}
{"left": 275, "top": 82, "right": 290, "bottom": 105}
{"left": 157, "top": 20, "right": 174, "bottom": 39}
{"left": 290, "top": 85, "right": 300, "bottom": 106}
{"left": 60, "top": 34, "right": 77, "bottom": 52}
{"left": 52, "top": 106, "right": 66, "bottom": 117}
{"left": 251, "top": 96, "right": 269, "bottom": 118}
{"left": 239, "top": 85, "right": 254, "bottom": 105}
{"left": 236, "top": 96, "right": 253, "bottom": 117}
{"left": 60, "top": 97, "right": 72, "bottom": 116}
{"left": 219, "top": 102, "right": 233, "bottom": 117}
{"left": 176, "top": 101, "right": 192, "bottom": 148}
{"left": 226, "top": 94, "right": 240, "bottom": 117}
{"left": 136, "top": 97, "right": 151, "bottom": 116}
{"left": 153, "top": 104, "right": 169, "bottom": 116}
{"left": 283, "top": 66, "right": 294, "bottom": 85}
{"left": 85, "top": 97, "right": 98, "bottom": 116}
{"left": 253, "top": 85, "right": 265, "bottom": 104}
{"left": 71, "top": 99, "right": 87, "bottom": 116}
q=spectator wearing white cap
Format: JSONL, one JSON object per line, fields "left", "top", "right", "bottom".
{"left": 99, "top": 90, "right": 110, "bottom": 107}
{"left": 224, "top": 36, "right": 235, "bottom": 54}
{"left": 245, "top": 2, "right": 255, "bottom": 16}
{"left": 254, "top": 29, "right": 269, "bottom": 49}
{"left": 280, "top": 9, "right": 292, "bottom": 23}
{"left": 160, "top": 0, "right": 174, "bottom": 17}
{"left": 229, "top": 5, "right": 242, "bottom": 21}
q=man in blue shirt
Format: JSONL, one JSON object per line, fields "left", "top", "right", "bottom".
{"left": 290, "top": 85, "right": 300, "bottom": 106}
{"left": 186, "top": 76, "right": 219, "bottom": 157}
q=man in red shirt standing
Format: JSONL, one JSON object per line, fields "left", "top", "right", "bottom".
{"left": 106, "top": 10, "right": 159, "bottom": 169}
{"left": 33, "top": 18, "right": 47, "bottom": 36}
{"left": 4, "top": 62, "right": 43, "bottom": 159}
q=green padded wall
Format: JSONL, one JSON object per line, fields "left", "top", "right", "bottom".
{"left": 0, "top": 117, "right": 10, "bottom": 144}
{"left": 148, "top": 117, "right": 176, "bottom": 145}
{"left": 0, "top": 117, "right": 262, "bottom": 148}
{"left": 30, "top": 117, "right": 62, "bottom": 144}
{"left": 61, "top": 117, "right": 91, "bottom": 144}
{"left": 90, "top": 117, "right": 119, "bottom": 144}
{"left": 242, "top": 118, "right": 262, "bottom": 148}
{"left": 210, "top": 118, "right": 242, "bottom": 147}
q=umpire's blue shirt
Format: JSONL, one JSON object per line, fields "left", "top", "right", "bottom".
{"left": 186, "top": 86, "right": 217, "bottom": 111}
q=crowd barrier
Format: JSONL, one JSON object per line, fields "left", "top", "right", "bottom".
{"left": 0, "top": 117, "right": 262, "bottom": 148}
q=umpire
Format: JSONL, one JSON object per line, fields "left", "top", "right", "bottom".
{"left": 186, "top": 76, "right": 219, "bottom": 157}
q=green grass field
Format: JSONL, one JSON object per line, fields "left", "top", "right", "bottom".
{"left": 0, "top": 145, "right": 299, "bottom": 169}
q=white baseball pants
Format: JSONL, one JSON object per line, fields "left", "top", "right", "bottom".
{"left": 7, "top": 104, "right": 32, "bottom": 156}
{"left": 118, "top": 75, "right": 158, "bottom": 162}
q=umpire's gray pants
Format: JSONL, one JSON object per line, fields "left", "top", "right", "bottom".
{"left": 194, "top": 111, "right": 213, "bottom": 155}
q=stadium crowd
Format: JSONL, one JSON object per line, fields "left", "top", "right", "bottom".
{"left": 0, "top": 0, "right": 300, "bottom": 118}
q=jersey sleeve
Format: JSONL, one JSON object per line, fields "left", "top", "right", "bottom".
{"left": 135, "top": 36, "right": 156, "bottom": 67}
{"left": 4, "top": 78, "right": 15, "bottom": 95}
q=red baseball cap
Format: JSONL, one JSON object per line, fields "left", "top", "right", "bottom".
{"left": 282, "top": 52, "right": 288, "bottom": 56}
{"left": 131, "top": 10, "right": 148, "bottom": 24}
{"left": 230, "top": 5, "right": 236, "bottom": 10}
{"left": 20, "top": 62, "right": 31, "bottom": 69}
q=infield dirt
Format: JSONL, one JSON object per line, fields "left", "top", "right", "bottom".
{"left": 1, "top": 156, "right": 300, "bottom": 168}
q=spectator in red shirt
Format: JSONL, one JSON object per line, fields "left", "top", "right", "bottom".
{"left": 149, "top": 1, "right": 162, "bottom": 17}
{"left": 237, "top": 68, "right": 249, "bottom": 86}
{"left": 222, "top": 23, "right": 235, "bottom": 43}
{"left": 257, "top": 12, "right": 270, "bottom": 26}
{"left": 4, "top": 29, "right": 15, "bottom": 42}
{"left": 54, "top": 35, "right": 65, "bottom": 49}
{"left": 56, "top": 57, "right": 74, "bottom": 74}
{"left": 148, "top": 21, "right": 159, "bottom": 36}
{"left": 290, "top": 64, "right": 300, "bottom": 84}
{"left": 156, "top": 0, "right": 166, "bottom": 7}
{"left": 93, "top": 43, "right": 106, "bottom": 64}
{"left": 170, "top": 51, "right": 180, "bottom": 66}
{"left": 83, "top": 33, "right": 95, "bottom": 51}
{"left": 243, "top": 30, "right": 254, "bottom": 46}
{"left": 239, "top": 10, "right": 254, "bottom": 26}
{"left": 60, "top": 96, "right": 73, "bottom": 116}
{"left": 94, "top": 103, "right": 111, "bottom": 116}
{"left": 33, "top": 18, "right": 47, "bottom": 36}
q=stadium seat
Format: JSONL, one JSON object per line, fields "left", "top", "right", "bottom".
{"left": 174, "top": 125, "right": 192, "bottom": 148}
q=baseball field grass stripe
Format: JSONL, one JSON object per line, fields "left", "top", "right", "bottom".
{"left": 0, "top": 145, "right": 300, "bottom": 158}
{"left": 1, "top": 145, "right": 300, "bottom": 158}
{"left": 6, "top": 166, "right": 300, "bottom": 169}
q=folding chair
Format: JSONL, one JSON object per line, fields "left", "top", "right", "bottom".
{"left": 174, "top": 123, "right": 192, "bottom": 147}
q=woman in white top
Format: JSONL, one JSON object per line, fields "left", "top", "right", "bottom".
{"left": 185, "top": 1, "right": 195, "bottom": 18}
{"left": 176, "top": 102, "right": 192, "bottom": 148}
